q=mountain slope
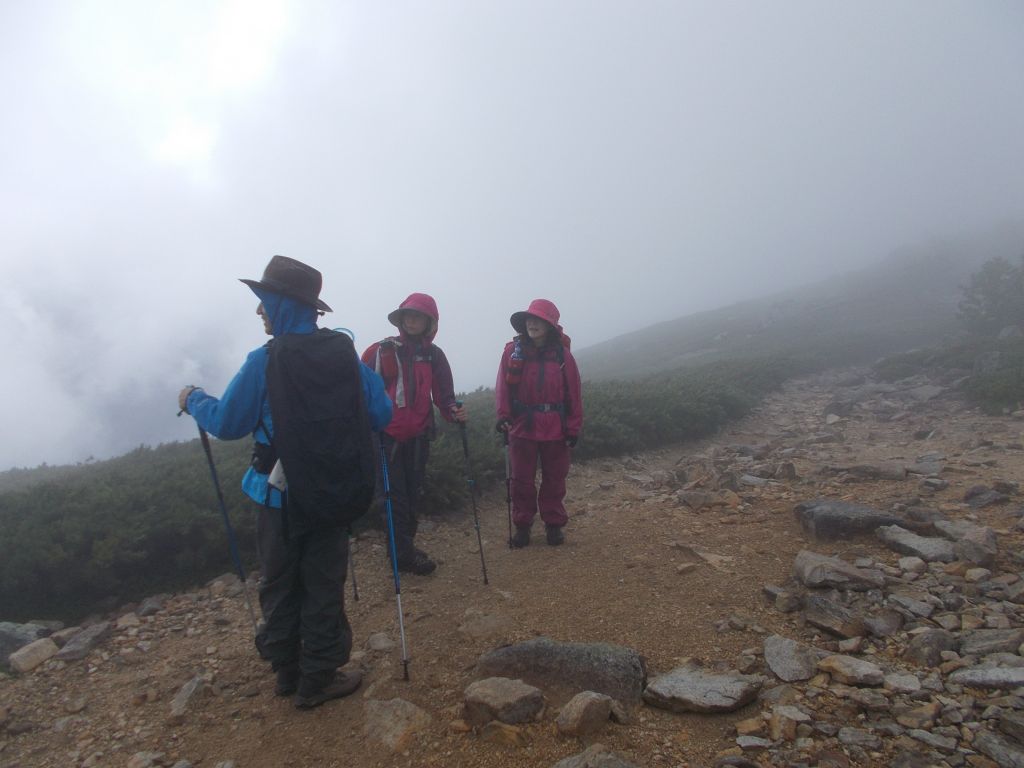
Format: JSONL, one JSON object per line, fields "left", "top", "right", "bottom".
{"left": 575, "top": 226, "right": 1024, "bottom": 381}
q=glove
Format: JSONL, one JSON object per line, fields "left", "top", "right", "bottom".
{"left": 565, "top": 435, "right": 578, "bottom": 448}
{"left": 495, "top": 418, "right": 512, "bottom": 434}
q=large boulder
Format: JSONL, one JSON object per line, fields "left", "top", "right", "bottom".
{"left": 476, "top": 638, "right": 645, "bottom": 706}
{"left": 794, "top": 501, "right": 904, "bottom": 540}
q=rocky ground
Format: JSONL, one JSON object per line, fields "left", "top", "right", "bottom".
{"left": 3, "top": 367, "right": 1024, "bottom": 768}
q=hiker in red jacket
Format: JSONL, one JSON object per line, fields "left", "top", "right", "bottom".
{"left": 495, "top": 299, "right": 583, "bottom": 547}
{"left": 362, "top": 293, "right": 466, "bottom": 574}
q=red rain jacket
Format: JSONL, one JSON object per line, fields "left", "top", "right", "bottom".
{"left": 361, "top": 293, "right": 458, "bottom": 443}
{"left": 495, "top": 336, "right": 583, "bottom": 442}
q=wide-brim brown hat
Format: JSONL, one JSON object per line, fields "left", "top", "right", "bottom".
{"left": 510, "top": 298, "right": 562, "bottom": 336}
{"left": 240, "top": 255, "right": 332, "bottom": 312}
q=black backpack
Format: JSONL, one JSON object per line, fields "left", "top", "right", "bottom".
{"left": 265, "top": 328, "right": 376, "bottom": 536}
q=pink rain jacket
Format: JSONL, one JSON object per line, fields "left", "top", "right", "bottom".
{"left": 496, "top": 337, "right": 583, "bottom": 442}
{"left": 361, "top": 293, "right": 458, "bottom": 443}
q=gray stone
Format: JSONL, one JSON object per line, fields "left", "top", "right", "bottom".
{"left": 888, "top": 593, "right": 935, "bottom": 618}
{"left": 907, "top": 728, "right": 957, "bottom": 752}
{"left": 552, "top": 744, "right": 643, "bottom": 768}
{"left": 804, "top": 595, "right": 867, "bottom": 638}
{"left": 556, "top": 691, "right": 613, "bottom": 737}
{"left": 885, "top": 673, "right": 922, "bottom": 694}
{"left": 736, "top": 735, "right": 772, "bottom": 750}
{"left": 763, "top": 635, "right": 821, "bottom": 682}
{"left": 817, "top": 655, "right": 884, "bottom": 686}
{"left": 137, "top": 595, "right": 168, "bottom": 617}
{"left": 168, "top": 675, "right": 205, "bottom": 723}
{"left": 961, "top": 629, "right": 1024, "bottom": 656}
{"left": 0, "top": 622, "right": 48, "bottom": 669}
{"left": 643, "top": 664, "right": 762, "bottom": 713}
{"left": 904, "top": 629, "right": 957, "bottom": 667}
{"left": 464, "top": 677, "right": 544, "bottom": 726}
{"left": 837, "top": 727, "right": 881, "bottom": 749}
{"left": 877, "top": 525, "right": 956, "bottom": 562}
{"left": 476, "top": 638, "right": 645, "bottom": 706}
{"left": 794, "top": 500, "right": 904, "bottom": 540}
{"left": 8, "top": 637, "right": 59, "bottom": 673}
{"left": 363, "top": 698, "right": 432, "bottom": 751}
{"left": 793, "top": 550, "right": 885, "bottom": 591}
{"left": 949, "top": 667, "right": 1024, "bottom": 689}
{"left": 864, "top": 608, "right": 904, "bottom": 638}
{"left": 965, "top": 486, "right": 1010, "bottom": 509}
{"left": 54, "top": 622, "right": 111, "bottom": 662}
{"left": 934, "top": 520, "right": 1000, "bottom": 566}
{"left": 975, "top": 729, "right": 1024, "bottom": 768}
{"left": 1002, "top": 711, "right": 1024, "bottom": 745}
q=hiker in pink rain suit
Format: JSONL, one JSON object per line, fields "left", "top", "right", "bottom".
{"left": 495, "top": 299, "right": 583, "bottom": 547}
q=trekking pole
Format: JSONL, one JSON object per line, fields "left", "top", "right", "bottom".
{"left": 196, "top": 425, "right": 260, "bottom": 635}
{"left": 349, "top": 528, "right": 360, "bottom": 602}
{"left": 455, "top": 402, "right": 489, "bottom": 584}
{"left": 503, "top": 431, "right": 513, "bottom": 549}
{"left": 379, "top": 442, "right": 411, "bottom": 681}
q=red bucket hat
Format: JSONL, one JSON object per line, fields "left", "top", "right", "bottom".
{"left": 387, "top": 292, "right": 439, "bottom": 338}
{"left": 510, "top": 299, "right": 563, "bottom": 336}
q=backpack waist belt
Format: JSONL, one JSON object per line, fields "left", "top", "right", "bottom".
{"left": 512, "top": 400, "right": 565, "bottom": 431}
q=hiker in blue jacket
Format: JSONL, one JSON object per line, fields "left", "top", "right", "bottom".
{"left": 178, "top": 255, "right": 391, "bottom": 709}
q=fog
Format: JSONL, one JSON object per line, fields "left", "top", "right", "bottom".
{"left": 2, "top": 1, "right": 1023, "bottom": 470}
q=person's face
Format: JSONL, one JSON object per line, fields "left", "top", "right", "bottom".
{"left": 525, "top": 316, "right": 550, "bottom": 342}
{"left": 401, "top": 310, "right": 429, "bottom": 336}
{"left": 257, "top": 302, "right": 272, "bottom": 335}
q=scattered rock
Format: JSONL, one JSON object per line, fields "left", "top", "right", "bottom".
{"left": 763, "top": 635, "right": 821, "bottom": 682}
{"left": 363, "top": 698, "right": 432, "bottom": 751}
{"left": 556, "top": 691, "right": 613, "bottom": 737}
{"left": 643, "top": 664, "right": 762, "bottom": 713}
{"left": 793, "top": 550, "right": 885, "bottom": 591}
{"left": 816, "top": 655, "right": 884, "bottom": 686}
{"left": 876, "top": 525, "right": 956, "bottom": 562}
{"left": 463, "top": 677, "right": 544, "bottom": 726}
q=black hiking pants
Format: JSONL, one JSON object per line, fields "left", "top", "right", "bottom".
{"left": 253, "top": 503, "right": 352, "bottom": 683}
{"left": 380, "top": 433, "right": 429, "bottom": 562}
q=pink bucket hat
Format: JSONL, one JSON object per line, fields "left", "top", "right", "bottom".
{"left": 510, "top": 299, "right": 563, "bottom": 336}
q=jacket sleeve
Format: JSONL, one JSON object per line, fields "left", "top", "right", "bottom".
{"left": 186, "top": 348, "right": 267, "bottom": 440}
{"left": 562, "top": 348, "right": 583, "bottom": 437}
{"left": 429, "top": 345, "right": 459, "bottom": 422}
{"left": 359, "top": 362, "right": 393, "bottom": 432}
{"left": 495, "top": 343, "right": 513, "bottom": 422}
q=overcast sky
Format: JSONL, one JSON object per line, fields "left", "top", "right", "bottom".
{"left": 2, "top": 1, "right": 1023, "bottom": 470}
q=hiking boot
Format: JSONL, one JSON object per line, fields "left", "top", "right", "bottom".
{"left": 293, "top": 669, "right": 363, "bottom": 709}
{"left": 274, "top": 664, "right": 300, "bottom": 697}
{"left": 545, "top": 525, "right": 565, "bottom": 546}
{"left": 396, "top": 549, "right": 437, "bottom": 575}
{"left": 511, "top": 526, "right": 531, "bottom": 548}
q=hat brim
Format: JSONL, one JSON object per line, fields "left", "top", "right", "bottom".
{"left": 389, "top": 307, "right": 438, "bottom": 336}
{"left": 510, "top": 311, "right": 561, "bottom": 336}
{"left": 240, "top": 279, "right": 332, "bottom": 313}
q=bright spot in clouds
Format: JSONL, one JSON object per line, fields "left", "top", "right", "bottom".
{"left": 64, "top": 0, "right": 292, "bottom": 178}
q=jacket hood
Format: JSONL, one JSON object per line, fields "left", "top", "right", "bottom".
{"left": 252, "top": 286, "right": 318, "bottom": 336}
{"left": 388, "top": 292, "right": 439, "bottom": 342}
